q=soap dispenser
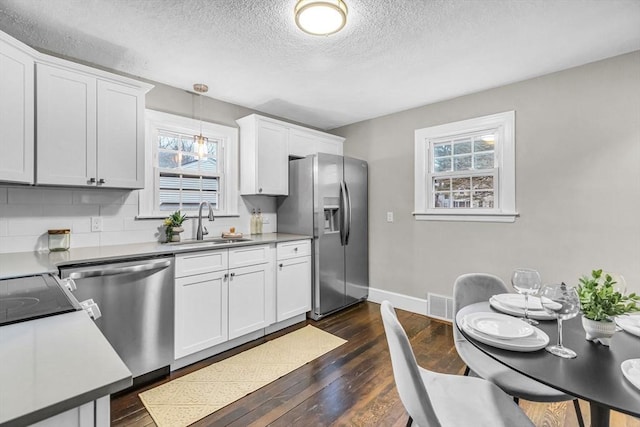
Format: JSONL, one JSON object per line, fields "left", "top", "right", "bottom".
{"left": 250, "top": 209, "right": 257, "bottom": 235}
{"left": 257, "top": 209, "right": 263, "bottom": 234}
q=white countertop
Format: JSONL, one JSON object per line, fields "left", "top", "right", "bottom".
{"left": 0, "top": 233, "right": 311, "bottom": 279}
{"left": 0, "top": 311, "right": 132, "bottom": 426}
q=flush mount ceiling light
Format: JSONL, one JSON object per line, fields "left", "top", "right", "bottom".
{"left": 193, "top": 83, "right": 209, "bottom": 157}
{"left": 294, "top": 0, "right": 348, "bottom": 36}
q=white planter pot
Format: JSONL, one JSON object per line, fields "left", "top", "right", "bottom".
{"left": 581, "top": 315, "right": 616, "bottom": 346}
{"left": 170, "top": 226, "right": 184, "bottom": 242}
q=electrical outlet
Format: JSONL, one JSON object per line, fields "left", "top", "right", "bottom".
{"left": 91, "top": 216, "right": 103, "bottom": 232}
{"left": 386, "top": 212, "right": 394, "bottom": 222}
{"left": 262, "top": 216, "right": 270, "bottom": 224}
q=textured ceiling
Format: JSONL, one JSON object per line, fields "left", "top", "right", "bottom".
{"left": 0, "top": 0, "right": 639, "bottom": 130}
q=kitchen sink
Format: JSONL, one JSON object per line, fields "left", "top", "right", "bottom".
{"left": 209, "top": 237, "right": 253, "bottom": 244}
{"left": 168, "top": 237, "right": 252, "bottom": 248}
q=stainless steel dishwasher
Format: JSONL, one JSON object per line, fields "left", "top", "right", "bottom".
{"left": 60, "top": 256, "right": 174, "bottom": 381}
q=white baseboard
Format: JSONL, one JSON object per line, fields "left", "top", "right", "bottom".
{"left": 367, "top": 287, "right": 428, "bottom": 316}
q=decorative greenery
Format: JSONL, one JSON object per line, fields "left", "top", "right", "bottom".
{"left": 164, "top": 210, "right": 187, "bottom": 241}
{"left": 577, "top": 269, "right": 640, "bottom": 321}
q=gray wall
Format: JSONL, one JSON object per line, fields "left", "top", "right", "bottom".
{"left": 333, "top": 51, "right": 640, "bottom": 296}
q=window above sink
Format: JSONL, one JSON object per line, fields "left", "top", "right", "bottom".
{"left": 139, "top": 110, "right": 239, "bottom": 219}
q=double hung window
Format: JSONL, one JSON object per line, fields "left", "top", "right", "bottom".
{"left": 414, "top": 111, "right": 516, "bottom": 222}
{"left": 139, "top": 110, "right": 238, "bottom": 217}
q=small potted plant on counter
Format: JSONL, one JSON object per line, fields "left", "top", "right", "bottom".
{"left": 577, "top": 269, "right": 640, "bottom": 346}
{"left": 164, "top": 210, "right": 187, "bottom": 242}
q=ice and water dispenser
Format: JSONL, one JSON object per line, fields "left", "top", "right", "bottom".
{"left": 323, "top": 197, "right": 340, "bottom": 233}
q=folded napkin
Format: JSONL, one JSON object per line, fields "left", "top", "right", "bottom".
{"left": 493, "top": 293, "right": 544, "bottom": 311}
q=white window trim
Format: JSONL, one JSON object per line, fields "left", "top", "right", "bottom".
{"left": 138, "top": 109, "right": 239, "bottom": 218}
{"left": 414, "top": 111, "right": 517, "bottom": 223}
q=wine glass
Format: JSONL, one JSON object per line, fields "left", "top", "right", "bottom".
{"left": 511, "top": 268, "right": 542, "bottom": 325}
{"left": 539, "top": 283, "right": 581, "bottom": 359}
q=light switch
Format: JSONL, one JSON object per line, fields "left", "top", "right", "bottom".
{"left": 386, "top": 212, "right": 394, "bottom": 222}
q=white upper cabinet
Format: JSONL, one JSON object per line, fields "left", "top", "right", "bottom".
{"left": 96, "top": 80, "right": 145, "bottom": 188}
{"left": 288, "top": 128, "right": 317, "bottom": 158}
{"left": 36, "top": 64, "right": 97, "bottom": 187}
{"left": 237, "top": 114, "right": 345, "bottom": 196}
{"left": 289, "top": 128, "right": 344, "bottom": 158}
{"left": 35, "top": 59, "right": 151, "bottom": 189}
{"left": 0, "top": 32, "right": 35, "bottom": 184}
{"left": 237, "top": 115, "right": 289, "bottom": 195}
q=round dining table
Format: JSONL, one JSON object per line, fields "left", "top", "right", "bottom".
{"left": 456, "top": 302, "right": 640, "bottom": 427}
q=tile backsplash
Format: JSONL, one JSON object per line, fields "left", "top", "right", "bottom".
{"left": 0, "top": 186, "right": 276, "bottom": 254}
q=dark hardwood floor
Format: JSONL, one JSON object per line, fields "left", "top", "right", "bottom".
{"left": 112, "top": 302, "right": 640, "bottom": 427}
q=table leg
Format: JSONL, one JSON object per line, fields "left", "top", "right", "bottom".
{"left": 589, "top": 403, "right": 610, "bottom": 427}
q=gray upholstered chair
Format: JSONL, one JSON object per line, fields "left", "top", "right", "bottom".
{"left": 380, "top": 300, "right": 534, "bottom": 427}
{"left": 453, "top": 273, "right": 584, "bottom": 427}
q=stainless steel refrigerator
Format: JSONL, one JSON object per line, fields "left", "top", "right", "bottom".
{"left": 277, "top": 153, "right": 368, "bottom": 320}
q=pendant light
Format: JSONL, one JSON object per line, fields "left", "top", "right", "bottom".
{"left": 193, "top": 83, "right": 208, "bottom": 158}
{"left": 294, "top": 0, "right": 348, "bottom": 36}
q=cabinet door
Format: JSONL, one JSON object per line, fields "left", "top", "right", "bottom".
{"left": 228, "top": 263, "right": 275, "bottom": 339}
{"left": 96, "top": 80, "right": 145, "bottom": 189}
{"left": 175, "top": 270, "right": 228, "bottom": 359}
{"left": 256, "top": 119, "right": 288, "bottom": 195}
{"left": 36, "top": 63, "right": 97, "bottom": 186}
{"left": 276, "top": 256, "right": 311, "bottom": 321}
{"left": 0, "top": 39, "right": 34, "bottom": 184}
{"left": 288, "top": 128, "right": 316, "bottom": 158}
{"left": 316, "top": 135, "right": 342, "bottom": 155}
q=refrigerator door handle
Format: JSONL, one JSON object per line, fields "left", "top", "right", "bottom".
{"left": 339, "top": 180, "right": 347, "bottom": 246}
{"left": 344, "top": 181, "right": 352, "bottom": 245}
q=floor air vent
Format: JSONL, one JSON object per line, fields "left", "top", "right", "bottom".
{"left": 427, "top": 293, "right": 454, "bottom": 321}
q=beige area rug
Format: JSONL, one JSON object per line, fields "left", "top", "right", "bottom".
{"left": 139, "top": 325, "right": 347, "bottom": 427}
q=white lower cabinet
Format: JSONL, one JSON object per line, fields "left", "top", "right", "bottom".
{"left": 276, "top": 257, "right": 312, "bottom": 321}
{"left": 32, "top": 396, "right": 109, "bottom": 427}
{"left": 228, "top": 263, "right": 274, "bottom": 339}
{"left": 173, "top": 241, "right": 311, "bottom": 362}
{"left": 276, "top": 240, "right": 312, "bottom": 321}
{"left": 175, "top": 270, "right": 228, "bottom": 359}
{"left": 174, "top": 244, "right": 275, "bottom": 359}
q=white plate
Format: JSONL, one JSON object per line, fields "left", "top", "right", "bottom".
{"left": 465, "top": 312, "right": 534, "bottom": 339}
{"left": 489, "top": 296, "right": 556, "bottom": 320}
{"left": 460, "top": 316, "right": 549, "bottom": 352}
{"left": 493, "top": 293, "right": 544, "bottom": 311}
{"left": 616, "top": 315, "right": 640, "bottom": 338}
{"left": 621, "top": 359, "right": 640, "bottom": 390}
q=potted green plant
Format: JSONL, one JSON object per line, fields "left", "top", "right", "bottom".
{"left": 164, "top": 210, "right": 187, "bottom": 242}
{"left": 577, "top": 269, "right": 640, "bottom": 346}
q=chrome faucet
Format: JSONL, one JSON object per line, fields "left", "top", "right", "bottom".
{"left": 196, "top": 202, "right": 215, "bottom": 240}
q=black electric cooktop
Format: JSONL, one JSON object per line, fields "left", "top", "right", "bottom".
{"left": 0, "top": 274, "right": 79, "bottom": 326}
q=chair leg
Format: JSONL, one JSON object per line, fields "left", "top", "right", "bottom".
{"left": 513, "top": 397, "right": 519, "bottom": 405}
{"left": 405, "top": 415, "right": 413, "bottom": 427}
{"left": 463, "top": 366, "right": 470, "bottom": 376}
{"left": 573, "top": 399, "right": 585, "bottom": 427}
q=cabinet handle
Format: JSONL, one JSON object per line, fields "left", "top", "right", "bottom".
{"left": 224, "top": 273, "right": 229, "bottom": 280}
{"left": 98, "top": 178, "right": 106, "bottom": 185}
{"left": 294, "top": 247, "right": 298, "bottom": 252}
{"left": 230, "top": 272, "right": 236, "bottom": 278}
{"left": 88, "top": 178, "right": 96, "bottom": 184}
{"left": 258, "top": 188, "right": 263, "bottom": 193}
{"left": 279, "top": 263, "right": 283, "bottom": 268}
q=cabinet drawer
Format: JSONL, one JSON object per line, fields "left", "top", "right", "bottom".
{"left": 277, "top": 240, "right": 311, "bottom": 260}
{"left": 228, "top": 244, "right": 273, "bottom": 268}
{"left": 175, "top": 250, "right": 228, "bottom": 277}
